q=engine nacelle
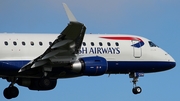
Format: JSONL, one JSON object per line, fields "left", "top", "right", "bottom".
{"left": 72, "top": 56, "right": 108, "bottom": 76}
{"left": 17, "top": 78, "right": 57, "bottom": 90}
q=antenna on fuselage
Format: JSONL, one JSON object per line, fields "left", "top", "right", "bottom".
{"left": 63, "top": 3, "right": 77, "bottom": 22}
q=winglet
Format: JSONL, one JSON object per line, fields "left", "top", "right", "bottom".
{"left": 63, "top": 3, "right": 77, "bottom": 22}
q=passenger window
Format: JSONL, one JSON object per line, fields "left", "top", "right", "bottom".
{"left": 22, "top": 41, "right": 26, "bottom": 46}
{"left": 39, "top": 42, "right": 43, "bottom": 46}
{"left": 107, "top": 42, "right": 111, "bottom": 46}
{"left": 49, "top": 42, "right": 52, "bottom": 45}
{"left": 4, "top": 41, "right": 8, "bottom": 46}
{"left": 99, "top": 42, "right": 103, "bottom": 46}
{"left": 13, "top": 41, "right": 17, "bottom": 46}
{"left": 82, "top": 42, "right": 86, "bottom": 46}
{"left": 91, "top": 42, "right": 94, "bottom": 46}
{"left": 115, "top": 42, "right": 119, "bottom": 46}
{"left": 30, "top": 41, "right": 34, "bottom": 46}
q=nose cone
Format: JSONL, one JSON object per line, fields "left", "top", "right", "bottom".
{"left": 168, "top": 55, "right": 176, "bottom": 69}
{"left": 172, "top": 61, "right": 176, "bottom": 68}
{"left": 168, "top": 61, "right": 176, "bottom": 69}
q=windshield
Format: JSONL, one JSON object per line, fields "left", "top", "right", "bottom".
{"left": 148, "top": 41, "right": 158, "bottom": 47}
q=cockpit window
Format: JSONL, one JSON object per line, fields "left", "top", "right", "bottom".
{"left": 148, "top": 41, "right": 158, "bottom": 47}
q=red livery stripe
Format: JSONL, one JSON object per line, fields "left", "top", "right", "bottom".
{"left": 100, "top": 36, "right": 142, "bottom": 41}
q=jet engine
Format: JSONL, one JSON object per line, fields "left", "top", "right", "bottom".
{"left": 72, "top": 56, "right": 108, "bottom": 76}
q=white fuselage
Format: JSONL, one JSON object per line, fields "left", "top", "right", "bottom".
{"left": 0, "top": 33, "right": 176, "bottom": 76}
{"left": 0, "top": 33, "right": 174, "bottom": 62}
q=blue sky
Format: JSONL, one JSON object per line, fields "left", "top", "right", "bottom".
{"left": 0, "top": 0, "right": 179, "bottom": 101}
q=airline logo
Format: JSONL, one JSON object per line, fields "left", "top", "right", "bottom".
{"left": 79, "top": 47, "right": 120, "bottom": 54}
{"left": 100, "top": 36, "right": 144, "bottom": 48}
{"left": 79, "top": 36, "right": 144, "bottom": 55}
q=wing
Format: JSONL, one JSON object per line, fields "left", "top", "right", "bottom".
{"left": 18, "top": 4, "right": 86, "bottom": 77}
{"left": 18, "top": 22, "right": 86, "bottom": 73}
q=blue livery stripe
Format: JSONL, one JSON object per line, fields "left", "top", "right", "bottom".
{"left": 0, "top": 60, "right": 175, "bottom": 75}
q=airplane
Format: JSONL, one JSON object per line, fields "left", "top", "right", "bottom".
{"left": 0, "top": 3, "right": 176, "bottom": 99}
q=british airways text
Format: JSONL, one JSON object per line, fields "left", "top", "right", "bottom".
{"left": 79, "top": 47, "right": 120, "bottom": 54}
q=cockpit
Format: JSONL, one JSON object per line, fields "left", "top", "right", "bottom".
{"left": 148, "top": 41, "right": 158, "bottom": 47}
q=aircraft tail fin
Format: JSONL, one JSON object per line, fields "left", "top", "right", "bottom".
{"left": 63, "top": 3, "right": 77, "bottom": 22}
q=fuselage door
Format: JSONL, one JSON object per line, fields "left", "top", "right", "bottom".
{"left": 132, "top": 40, "right": 142, "bottom": 58}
